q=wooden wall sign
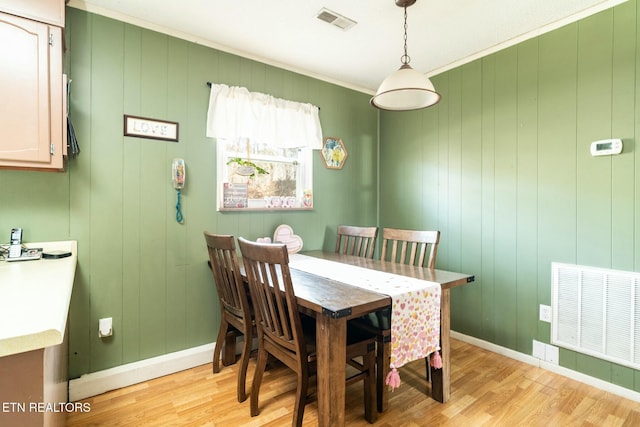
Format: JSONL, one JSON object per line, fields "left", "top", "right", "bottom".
{"left": 124, "top": 115, "right": 179, "bottom": 142}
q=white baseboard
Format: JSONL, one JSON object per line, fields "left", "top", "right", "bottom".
{"left": 70, "top": 333, "right": 640, "bottom": 404}
{"left": 451, "top": 331, "right": 640, "bottom": 403}
{"left": 69, "top": 343, "right": 215, "bottom": 401}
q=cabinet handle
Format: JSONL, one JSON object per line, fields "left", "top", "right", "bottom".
{"left": 49, "top": 32, "right": 54, "bottom": 46}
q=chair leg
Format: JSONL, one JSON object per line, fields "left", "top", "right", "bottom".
{"left": 212, "top": 318, "right": 229, "bottom": 374}
{"left": 223, "top": 329, "right": 237, "bottom": 366}
{"left": 250, "top": 347, "right": 269, "bottom": 417}
{"left": 364, "top": 344, "right": 377, "bottom": 423}
{"left": 292, "top": 367, "right": 309, "bottom": 427}
{"left": 376, "top": 339, "right": 390, "bottom": 413}
{"left": 236, "top": 328, "right": 252, "bottom": 402}
{"left": 425, "top": 356, "right": 431, "bottom": 383}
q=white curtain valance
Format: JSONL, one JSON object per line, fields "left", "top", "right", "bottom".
{"left": 206, "top": 83, "right": 323, "bottom": 149}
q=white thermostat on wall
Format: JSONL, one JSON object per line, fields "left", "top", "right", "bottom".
{"left": 590, "top": 138, "right": 623, "bottom": 156}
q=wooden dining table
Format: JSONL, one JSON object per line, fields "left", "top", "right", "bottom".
{"left": 286, "top": 250, "right": 475, "bottom": 427}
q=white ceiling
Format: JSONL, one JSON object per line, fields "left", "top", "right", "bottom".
{"left": 67, "top": 0, "right": 627, "bottom": 94}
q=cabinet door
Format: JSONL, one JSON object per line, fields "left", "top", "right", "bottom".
{"left": 0, "top": 12, "right": 63, "bottom": 170}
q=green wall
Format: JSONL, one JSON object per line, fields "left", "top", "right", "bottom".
{"left": 2, "top": 1, "right": 639, "bottom": 396}
{"left": 0, "top": 8, "right": 378, "bottom": 378}
{"left": 379, "top": 0, "right": 640, "bottom": 392}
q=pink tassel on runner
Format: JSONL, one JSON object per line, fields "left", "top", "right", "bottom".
{"left": 430, "top": 351, "right": 443, "bottom": 369}
{"left": 385, "top": 366, "right": 401, "bottom": 390}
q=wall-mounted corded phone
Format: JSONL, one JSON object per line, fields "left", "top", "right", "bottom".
{"left": 8, "top": 228, "right": 22, "bottom": 258}
{"left": 172, "top": 158, "right": 185, "bottom": 223}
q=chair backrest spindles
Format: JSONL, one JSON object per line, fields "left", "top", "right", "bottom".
{"left": 204, "top": 233, "right": 250, "bottom": 322}
{"left": 238, "top": 238, "right": 306, "bottom": 359}
{"left": 335, "top": 225, "right": 378, "bottom": 259}
{"left": 381, "top": 228, "right": 440, "bottom": 268}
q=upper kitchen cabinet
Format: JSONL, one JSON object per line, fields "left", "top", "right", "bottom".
{"left": 0, "top": 0, "right": 65, "bottom": 171}
{"left": 0, "top": 0, "right": 65, "bottom": 27}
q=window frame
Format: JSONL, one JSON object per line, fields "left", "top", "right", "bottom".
{"left": 216, "top": 139, "right": 314, "bottom": 212}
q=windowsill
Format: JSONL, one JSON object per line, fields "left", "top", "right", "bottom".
{"left": 218, "top": 207, "right": 314, "bottom": 212}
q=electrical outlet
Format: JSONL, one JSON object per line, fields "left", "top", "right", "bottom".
{"left": 539, "top": 304, "right": 552, "bottom": 323}
{"left": 532, "top": 340, "right": 559, "bottom": 364}
{"left": 532, "top": 339, "right": 546, "bottom": 359}
{"left": 545, "top": 344, "right": 559, "bottom": 364}
{"left": 99, "top": 317, "right": 113, "bottom": 337}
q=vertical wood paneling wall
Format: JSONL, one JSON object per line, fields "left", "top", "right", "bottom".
{"left": 0, "top": 8, "right": 378, "bottom": 378}
{"left": 1, "top": 1, "right": 639, "bottom": 396}
{"left": 379, "top": 0, "right": 640, "bottom": 392}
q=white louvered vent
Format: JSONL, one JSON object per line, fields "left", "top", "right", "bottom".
{"left": 316, "top": 8, "right": 357, "bottom": 30}
{"left": 552, "top": 262, "right": 640, "bottom": 369}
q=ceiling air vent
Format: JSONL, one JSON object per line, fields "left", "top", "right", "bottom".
{"left": 316, "top": 8, "right": 357, "bottom": 31}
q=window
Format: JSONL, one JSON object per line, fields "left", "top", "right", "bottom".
{"left": 206, "top": 83, "right": 322, "bottom": 211}
{"left": 217, "top": 138, "right": 313, "bottom": 210}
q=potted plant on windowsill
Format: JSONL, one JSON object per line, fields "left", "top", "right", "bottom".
{"left": 226, "top": 157, "right": 269, "bottom": 179}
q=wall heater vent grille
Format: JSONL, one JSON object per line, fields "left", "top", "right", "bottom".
{"left": 552, "top": 262, "right": 640, "bottom": 369}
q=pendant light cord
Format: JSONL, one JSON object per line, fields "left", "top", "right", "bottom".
{"left": 401, "top": 6, "right": 410, "bottom": 65}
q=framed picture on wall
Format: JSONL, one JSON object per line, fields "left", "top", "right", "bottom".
{"left": 124, "top": 115, "right": 179, "bottom": 142}
{"left": 321, "top": 137, "right": 347, "bottom": 169}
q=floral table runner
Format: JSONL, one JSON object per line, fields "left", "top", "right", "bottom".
{"left": 288, "top": 254, "right": 441, "bottom": 388}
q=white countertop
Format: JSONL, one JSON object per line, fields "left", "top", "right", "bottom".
{"left": 0, "top": 241, "right": 77, "bottom": 357}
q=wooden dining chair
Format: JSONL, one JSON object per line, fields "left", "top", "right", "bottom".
{"left": 238, "top": 237, "right": 377, "bottom": 426}
{"left": 204, "top": 232, "right": 254, "bottom": 403}
{"left": 335, "top": 225, "right": 378, "bottom": 259}
{"left": 356, "top": 227, "right": 441, "bottom": 412}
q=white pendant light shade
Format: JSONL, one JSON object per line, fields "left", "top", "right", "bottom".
{"left": 370, "top": 64, "right": 440, "bottom": 111}
{"left": 371, "top": 0, "right": 441, "bottom": 111}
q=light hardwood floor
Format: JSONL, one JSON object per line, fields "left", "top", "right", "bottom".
{"left": 67, "top": 339, "right": 640, "bottom": 426}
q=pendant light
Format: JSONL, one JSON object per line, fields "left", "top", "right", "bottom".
{"left": 371, "top": 0, "right": 441, "bottom": 111}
